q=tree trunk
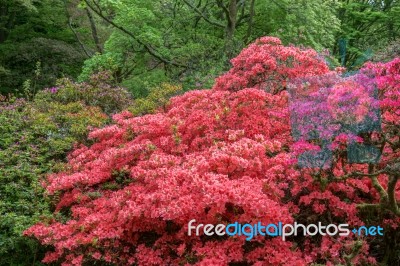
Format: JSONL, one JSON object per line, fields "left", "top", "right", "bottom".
{"left": 226, "top": 0, "right": 237, "bottom": 41}
{"left": 244, "top": 0, "right": 256, "bottom": 44}
{"left": 85, "top": 7, "right": 103, "bottom": 53}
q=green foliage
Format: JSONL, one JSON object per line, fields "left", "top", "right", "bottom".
{"left": 128, "top": 83, "right": 183, "bottom": 115}
{"left": 0, "top": 99, "right": 47, "bottom": 266}
{"left": 335, "top": 0, "right": 400, "bottom": 67}
{"left": 0, "top": 100, "right": 105, "bottom": 265}
{"left": 0, "top": 0, "right": 87, "bottom": 94}
{"left": 79, "top": 0, "right": 238, "bottom": 94}
{"left": 79, "top": 0, "right": 343, "bottom": 96}
{"left": 38, "top": 72, "right": 133, "bottom": 115}
{"left": 121, "top": 69, "right": 171, "bottom": 98}
{"left": 0, "top": 75, "right": 133, "bottom": 265}
{"left": 250, "top": 0, "right": 340, "bottom": 50}
{"left": 1, "top": 0, "right": 398, "bottom": 95}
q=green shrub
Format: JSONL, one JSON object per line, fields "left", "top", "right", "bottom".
{"left": 128, "top": 83, "right": 183, "bottom": 116}
{"left": 0, "top": 76, "right": 133, "bottom": 265}
{"left": 35, "top": 72, "right": 133, "bottom": 115}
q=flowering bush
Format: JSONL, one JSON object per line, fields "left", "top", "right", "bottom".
{"left": 25, "top": 37, "right": 400, "bottom": 265}
{"left": 213, "top": 36, "right": 329, "bottom": 93}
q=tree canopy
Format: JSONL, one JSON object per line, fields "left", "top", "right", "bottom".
{"left": 1, "top": 0, "right": 399, "bottom": 96}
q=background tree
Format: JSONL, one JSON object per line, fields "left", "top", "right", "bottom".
{"left": 334, "top": 0, "right": 400, "bottom": 68}
{"left": 0, "top": 0, "right": 113, "bottom": 95}
{"left": 0, "top": 0, "right": 398, "bottom": 96}
{"left": 0, "top": 0, "right": 88, "bottom": 94}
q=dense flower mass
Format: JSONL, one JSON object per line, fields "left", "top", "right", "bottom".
{"left": 213, "top": 36, "right": 329, "bottom": 93}
{"left": 25, "top": 38, "right": 400, "bottom": 265}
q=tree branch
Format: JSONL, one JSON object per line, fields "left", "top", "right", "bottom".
{"left": 68, "top": 17, "right": 92, "bottom": 58}
{"left": 335, "top": 169, "right": 386, "bottom": 181}
{"left": 387, "top": 175, "right": 399, "bottom": 215}
{"left": 215, "top": 0, "right": 230, "bottom": 23}
{"left": 84, "top": 0, "right": 187, "bottom": 68}
{"left": 183, "top": 0, "right": 225, "bottom": 28}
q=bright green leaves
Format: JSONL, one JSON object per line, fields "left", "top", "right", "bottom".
{"left": 252, "top": 0, "right": 340, "bottom": 50}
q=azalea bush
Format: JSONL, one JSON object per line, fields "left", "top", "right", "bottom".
{"left": 25, "top": 37, "right": 400, "bottom": 265}
{"left": 0, "top": 76, "right": 133, "bottom": 265}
